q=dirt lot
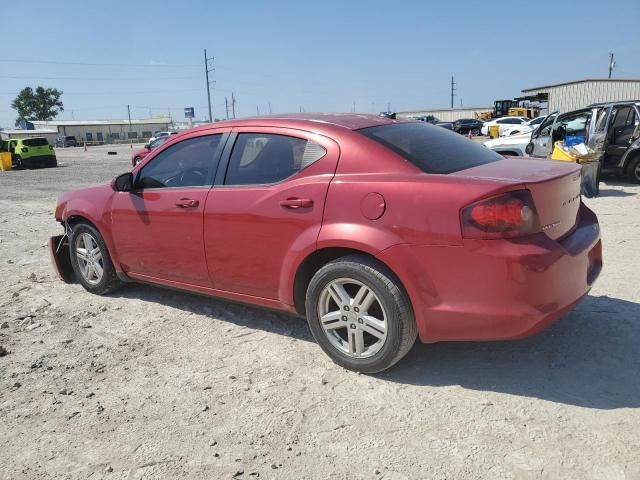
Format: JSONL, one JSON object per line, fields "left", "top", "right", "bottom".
{"left": 1, "top": 144, "right": 639, "bottom": 480}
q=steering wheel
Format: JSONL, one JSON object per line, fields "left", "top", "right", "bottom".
{"left": 178, "top": 167, "right": 208, "bottom": 186}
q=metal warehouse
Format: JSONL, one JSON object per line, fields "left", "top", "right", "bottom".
{"left": 29, "top": 117, "right": 172, "bottom": 144}
{"left": 396, "top": 107, "right": 493, "bottom": 122}
{"left": 521, "top": 78, "right": 640, "bottom": 114}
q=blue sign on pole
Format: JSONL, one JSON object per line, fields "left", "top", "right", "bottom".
{"left": 184, "top": 107, "right": 195, "bottom": 119}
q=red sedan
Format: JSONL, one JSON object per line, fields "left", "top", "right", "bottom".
{"left": 50, "top": 114, "right": 602, "bottom": 373}
{"left": 131, "top": 133, "right": 177, "bottom": 166}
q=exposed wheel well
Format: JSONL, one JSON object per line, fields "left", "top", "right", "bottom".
{"left": 293, "top": 247, "right": 404, "bottom": 316}
{"left": 66, "top": 215, "right": 99, "bottom": 231}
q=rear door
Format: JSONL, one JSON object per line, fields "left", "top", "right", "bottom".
{"left": 604, "top": 105, "right": 638, "bottom": 167}
{"left": 203, "top": 127, "right": 339, "bottom": 300}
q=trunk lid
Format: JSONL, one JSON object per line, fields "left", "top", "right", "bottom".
{"left": 454, "top": 158, "right": 582, "bottom": 240}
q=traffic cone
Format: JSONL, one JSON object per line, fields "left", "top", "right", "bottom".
{"left": 130, "top": 142, "right": 133, "bottom": 149}
{"left": 468, "top": 130, "right": 473, "bottom": 140}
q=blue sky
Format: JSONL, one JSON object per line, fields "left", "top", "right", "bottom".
{"left": 1, "top": 0, "right": 639, "bottom": 126}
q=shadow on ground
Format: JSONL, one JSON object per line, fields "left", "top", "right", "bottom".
{"left": 380, "top": 295, "right": 640, "bottom": 410}
{"left": 114, "top": 285, "right": 639, "bottom": 410}
{"left": 597, "top": 188, "right": 636, "bottom": 197}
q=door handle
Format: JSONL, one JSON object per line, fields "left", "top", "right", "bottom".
{"left": 280, "top": 198, "right": 313, "bottom": 209}
{"left": 175, "top": 198, "right": 199, "bottom": 208}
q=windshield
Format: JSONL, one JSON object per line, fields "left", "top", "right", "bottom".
{"left": 358, "top": 122, "right": 502, "bottom": 174}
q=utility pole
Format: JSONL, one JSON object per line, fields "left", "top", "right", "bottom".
{"left": 268, "top": 102, "right": 272, "bottom": 114}
{"left": 204, "top": 49, "right": 215, "bottom": 122}
{"left": 608, "top": 52, "right": 616, "bottom": 79}
{"left": 256, "top": 106, "right": 260, "bottom": 116}
{"left": 231, "top": 92, "right": 236, "bottom": 119}
{"left": 225, "top": 97, "right": 229, "bottom": 120}
{"left": 450, "top": 75, "right": 456, "bottom": 109}
{"left": 352, "top": 100, "right": 356, "bottom": 113}
{"left": 127, "top": 104, "right": 132, "bottom": 138}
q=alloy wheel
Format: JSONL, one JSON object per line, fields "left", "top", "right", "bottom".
{"left": 74, "top": 232, "right": 104, "bottom": 285}
{"left": 317, "top": 278, "right": 388, "bottom": 358}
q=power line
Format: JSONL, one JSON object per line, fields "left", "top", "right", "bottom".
{"left": 0, "top": 74, "right": 199, "bottom": 81}
{"left": 0, "top": 58, "right": 199, "bottom": 68}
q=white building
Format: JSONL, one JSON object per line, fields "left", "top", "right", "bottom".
{"left": 396, "top": 107, "right": 493, "bottom": 122}
{"left": 0, "top": 128, "right": 58, "bottom": 144}
{"left": 30, "top": 117, "right": 173, "bottom": 144}
{"left": 520, "top": 78, "right": 640, "bottom": 114}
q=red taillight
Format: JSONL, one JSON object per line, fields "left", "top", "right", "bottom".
{"left": 461, "top": 190, "right": 540, "bottom": 239}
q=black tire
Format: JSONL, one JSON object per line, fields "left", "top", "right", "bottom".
{"left": 305, "top": 254, "right": 417, "bottom": 373}
{"left": 133, "top": 156, "right": 142, "bottom": 165}
{"left": 49, "top": 158, "right": 58, "bottom": 168}
{"left": 626, "top": 155, "right": 640, "bottom": 184}
{"left": 471, "top": 128, "right": 480, "bottom": 136}
{"left": 69, "top": 222, "right": 123, "bottom": 295}
{"left": 14, "top": 155, "right": 24, "bottom": 170}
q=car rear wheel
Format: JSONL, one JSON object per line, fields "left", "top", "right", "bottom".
{"left": 14, "top": 155, "right": 24, "bottom": 170}
{"left": 627, "top": 156, "right": 640, "bottom": 184}
{"left": 305, "top": 255, "right": 417, "bottom": 373}
{"left": 69, "top": 223, "right": 123, "bottom": 295}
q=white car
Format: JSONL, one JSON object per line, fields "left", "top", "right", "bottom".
{"left": 501, "top": 115, "right": 547, "bottom": 137}
{"left": 148, "top": 131, "right": 175, "bottom": 144}
{"left": 480, "top": 117, "right": 529, "bottom": 136}
{"left": 483, "top": 132, "right": 532, "bottom": 157}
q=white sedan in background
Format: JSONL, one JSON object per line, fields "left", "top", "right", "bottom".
{"left": 501, "top": 115, "right": 547, "bottom": 136}
{"left": 480, "top": 116, "right": 528, "bottom": 136}
{"left": 483, "top": 132, "right": 532, "bottom": 157}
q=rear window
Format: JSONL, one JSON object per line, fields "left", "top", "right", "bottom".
{"left": 358, "top": 122, "right": 501, "bottom": 174}
{"left": 23, "top": 138, "right": 49, "bottom": 147}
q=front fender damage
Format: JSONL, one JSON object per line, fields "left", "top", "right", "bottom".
{"left": 49, "top": 229, "right": 74, "bottom": 283}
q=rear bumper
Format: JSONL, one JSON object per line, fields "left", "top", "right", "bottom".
{"left": 20, "top": 155, "right": 56, "bottom": 167}
{"left": 377, "top": 203, "right": 602, "bottom": 343}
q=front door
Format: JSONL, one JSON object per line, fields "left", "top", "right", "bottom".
{"left": 204, "top": 127, "right": 339, "bottom": 300}
{"left": 530, "top": 113, "right": 557, "bottom": 157}
{"left": 111, "top": 132, "right": 226, "bottom": 286}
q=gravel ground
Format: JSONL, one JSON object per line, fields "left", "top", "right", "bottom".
{"left": 1, "top": 145, "right": 639, "bottom": 480}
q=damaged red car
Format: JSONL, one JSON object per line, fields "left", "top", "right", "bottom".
{"left": 50, "top": 114, "right": 602, "bottom": 373}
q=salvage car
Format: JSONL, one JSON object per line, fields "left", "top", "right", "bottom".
{"left": 501, "top": 115, "right": 547, "bottom": 137}
{"left": 50, "top": 114, "right": 602, "bottom": 373}
{"left": 452, "top": 118, "right": 484, "bottom": 136}
{"left": 481, "top": 116, "right": 528, "bottom": 136}
{"left": 526, "top": 102, "right": 640, "bottom": 183}
{"left": 0, "top": 137, "right": 57, "bottom": 169}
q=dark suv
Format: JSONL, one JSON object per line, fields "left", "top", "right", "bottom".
{"left": 55, "top": 136, "right": 78, "bottom": 147}
{"left": 452, "top": 118, "right": 484, "bottom": 136}
{"left": 526, "top": 101, "right": 640, "bottom": 183}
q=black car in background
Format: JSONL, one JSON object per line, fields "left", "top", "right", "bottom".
{"left": 452, "top": 118, "right": 484, "bottom": 136}
{"left": 415, "top": 115, "right": 454, "bottom": 130}
{"left": 55, "top": 135, "right": 78, "bottom": 147}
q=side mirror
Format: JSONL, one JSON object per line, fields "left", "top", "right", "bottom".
{"left": 144, "top": 144, "right": 151, "bottom": 150}
{"left": 111, "top": 172, "right": 134, "bottom": 192}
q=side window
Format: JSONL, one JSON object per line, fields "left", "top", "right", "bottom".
{"left": 596, "top": 109, "right": 610, "bottom": 132}
{"left": 138, "top": 134, "right": 223, "bottom": 189}
{"left": 224, "top": 133, "right": 326, "bottom": 186}
{"left": 537, "top": 115, "right": 557, "bottom": 137}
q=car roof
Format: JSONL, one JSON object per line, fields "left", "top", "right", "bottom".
{"left": 184, "top": 113, "right": 411, "bottom": 135}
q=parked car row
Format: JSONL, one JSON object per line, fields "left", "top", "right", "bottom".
{"left": 484, "top": 100, "right": 640, "bottom": 183}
